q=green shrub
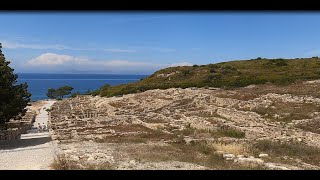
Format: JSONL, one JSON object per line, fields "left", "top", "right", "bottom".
{"left": 208, "top": 64, "right": 220, "bottom": 69}
{"left": 264, "top": 58, "right": 288, "bottom": 67}
{"left": 99, "top": 84, "right": 111, "bottom": 95}
{"left": 217, "top": 128, "right": 245, "bottom": 138}
{"left": 182, "top": 69, "right": 192, "bottom": 76}
{"left": 209, "top": 68, "right": 216, "bottom": 73}
{"left": 70, "top": 91, "right": 81, "bottom": 98}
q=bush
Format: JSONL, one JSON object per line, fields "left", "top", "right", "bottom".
{"left": 230, "top": 76, "right": 267, "bottom": 88}
{"left": 99, "top": 84, "right": 111, "bottom": 95}
{"left": 181, "top": 69, "right": 192, "bottom": 76}
{"left": 207, "top": 73, "right": 223, "bottom": 82}
{"left": 70, "top": 91, "right": 81, "bottom": 98}
{"left": 91, "top": 89, "right": 100, "bottom": 96}
{"left": 208, "top": 64, "right": 220, "bottom": 69}
{"left": 265, "top": 58, "right": 288, "bottom": 67}
{"left": 272, "top": 77, "right": 295, "bottom": 86}
{"left": 209, "top": 68, "right": 216, "bottom": 73}
{"left": 51, "top": 154, "right": 115, "bottom": 170}
{"left": 50, "top": 154, "right": 80, "bottom": 170}
{"left": 217, "top": 128, "right": 245, "bottom": 138}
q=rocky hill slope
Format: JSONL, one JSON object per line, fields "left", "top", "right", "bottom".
{"left": 48, "top": 80, "right": 320, "bottom": 170}
{"left": 96, "top": 57, "right": 320, "bottom": 97}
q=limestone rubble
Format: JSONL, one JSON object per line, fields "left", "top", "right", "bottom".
{"left": 48, "top": 86, "right": 320, "bottom": 170}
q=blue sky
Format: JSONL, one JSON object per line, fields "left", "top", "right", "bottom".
{"left": 1, "top": 12, "right": 320, "bottom": 74}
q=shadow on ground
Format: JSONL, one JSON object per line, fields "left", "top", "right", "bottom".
{"left": 0, "top": 135, "right": 51, "bottom": 150}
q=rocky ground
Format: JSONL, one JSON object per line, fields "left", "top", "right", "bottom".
{"left": 49, "top": 81, "right": 320, "bottom": 170}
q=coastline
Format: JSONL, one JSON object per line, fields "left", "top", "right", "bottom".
{"left": 17, "top": 73, "right": 146, "bottom": 101}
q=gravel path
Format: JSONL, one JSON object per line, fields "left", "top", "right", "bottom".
{"left": 0, "top": 100, "right": 56, "bottom": 170}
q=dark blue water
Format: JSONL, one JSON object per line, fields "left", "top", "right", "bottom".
{"left": 17, "top": 73, "right": 148, "bottom": 101}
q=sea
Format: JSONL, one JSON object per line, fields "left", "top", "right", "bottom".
{"left": 16, "top": 73, "right": 148, "bottom": 101}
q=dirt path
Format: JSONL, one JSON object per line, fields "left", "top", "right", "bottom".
{"left": 0, "top": 100, "right": 56, "bottom": 170}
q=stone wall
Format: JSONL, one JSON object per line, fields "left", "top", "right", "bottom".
{"left": 0, "top": 128, "right": 22, "bottom": 141}
{"left": 0, "top": 111, "right": 36, "bottom": 141}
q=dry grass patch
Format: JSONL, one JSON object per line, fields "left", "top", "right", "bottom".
{"left": 208, "top": 142, "right": 251, "bottom": 155}
{"left": 248, "top": 82, "right": 320, "bottom": 98}
{"left": 173, "top": 125, "right": 246, "bottom": 139}
{"left": 114, "top": 138, "right": 265, "bottom": 169}
{"left": 94, "top": 135, "right": 147, "bottom": 143}
{"left": 215, "top": 92, "right": 259, "bottom": 101}
{"left": 208, "top": 154, "right": 266, "bottom": 170}
{"left": 253, "top": 102, "right": 316, "bottom": 122}
{"left": 50, "top": 154, "right": 82, "bottom": 170}
{"left": 108, "top": 101, "right": 126, "bottom": 108}
{"left": 171, "top": 141, "right": 264, "bottom": 169}
{"left": 230, "top": 82, "right": 320, "bottom": 99}
{"left": 109, "top": 124, "right": 151, "bottom": 132}
{"left": 252, "top": 140, "right": 320, "bottom": 166}
{"left": 95, "top": 127, "right": 176, "bottom": 143}
{"left": 295, "top": 119, "right": 320, "bottom": 134}
{"left": 51, "top": 154, "right": 115, "bottom": 170}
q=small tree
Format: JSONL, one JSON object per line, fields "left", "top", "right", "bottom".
{"left": 46, "top": 88, "right": 57, "bottom": 99}
{"left": 46, "top": 86, "right": 73, "bottom": 99}
{"left": 0, "top": 43, "right": 31, "bottom": 126}
{"left": 56, "top": 86, "right": 73, "bottom": 99}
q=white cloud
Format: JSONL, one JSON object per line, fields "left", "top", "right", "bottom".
{"left": 25, "top": 53, "right": 192, "bottom": 74}
{"left": 169, "top": 62, "right": 193, "bottom": 67}
{"left": 27, "top": 53, "right": 88, "bottom": 66}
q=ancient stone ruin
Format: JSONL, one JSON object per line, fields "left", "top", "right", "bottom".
{"left": 0, "top": 111, "right": 36, "bottom": 141}
{"left": 48, "top": 85, "right": 320, "bottom": 169}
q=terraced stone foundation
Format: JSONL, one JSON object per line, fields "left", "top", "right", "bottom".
{"left": 49, "top": 82, "right": 320, "bottom": 169}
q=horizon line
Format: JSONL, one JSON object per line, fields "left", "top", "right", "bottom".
{"left": 16, "top": 72, "right": 150, "bottom": 76}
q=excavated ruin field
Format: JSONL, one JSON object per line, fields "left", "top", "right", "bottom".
{"left": 48, "top": 81, "right": 320, "bottom": 170}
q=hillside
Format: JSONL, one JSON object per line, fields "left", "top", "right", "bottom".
{"left": 49, "top": 81, "right": 320, "bottom": 170}
{"left": 96, "top": 57, "right": 320, "bottom": 97}
{"left": 48, "top": 57, "right": 320, "bottom": 170}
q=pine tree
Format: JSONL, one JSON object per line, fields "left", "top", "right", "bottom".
{"left": 46, "top": 86, "right": 73, "bottom": 99}
{"left": 0, "top": 43, "right": 31, "bottom": 126}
